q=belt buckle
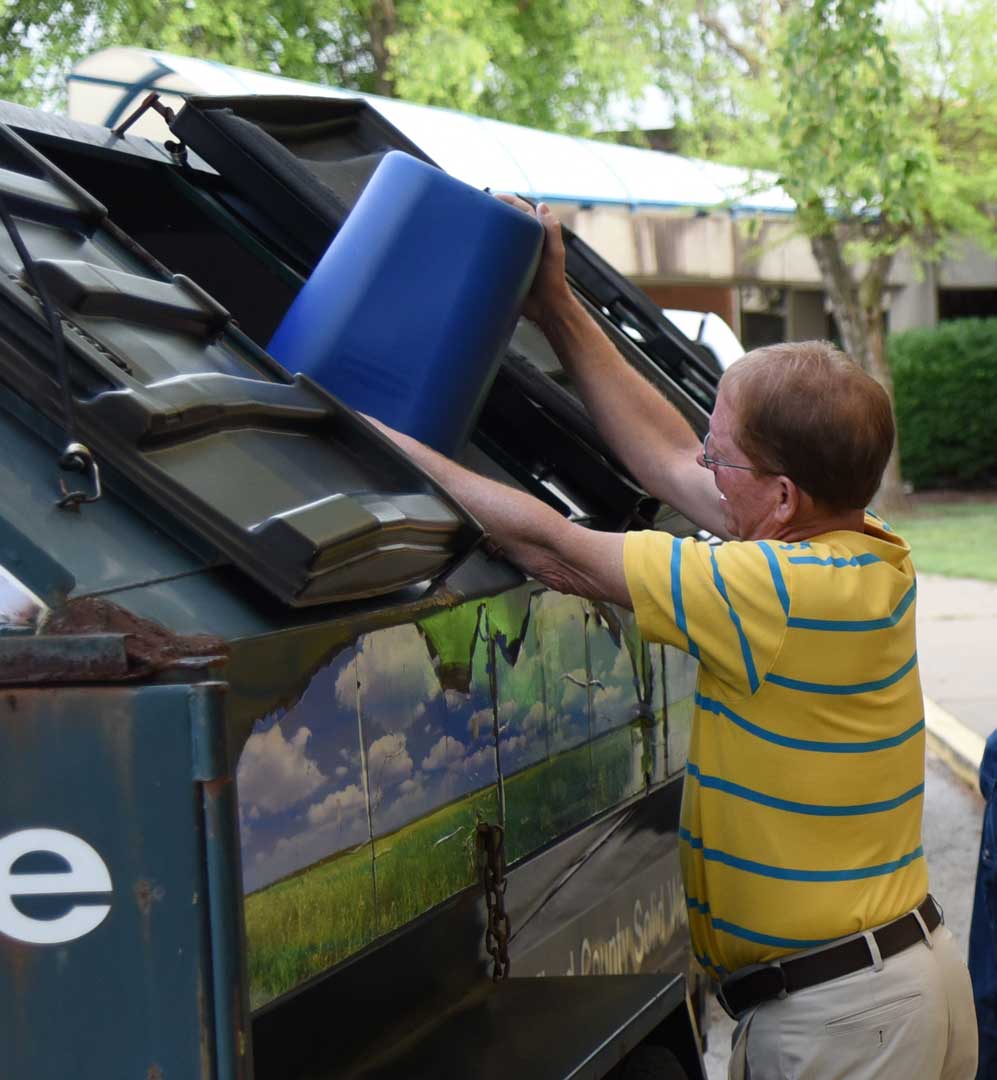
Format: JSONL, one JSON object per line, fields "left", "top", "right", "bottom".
{"left": 718, "top": 962, "right": 788, "bottom": 1020}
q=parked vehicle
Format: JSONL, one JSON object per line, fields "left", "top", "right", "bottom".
{"left": 0, "top": 91, "right": 718, "bottom": 1079}
{"left": 661, "top": 309, "right": 746, "bottom": 373}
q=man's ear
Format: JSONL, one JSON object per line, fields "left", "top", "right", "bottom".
{"left": 774, "top": 475, "right": 800, "bottom": 523}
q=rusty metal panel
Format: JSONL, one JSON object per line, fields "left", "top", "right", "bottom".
{"left": 0, "top": 682, "right": 224, "bottom": 1079}
{"left": 0, "top": 633, "right": 127, "bottom": 683}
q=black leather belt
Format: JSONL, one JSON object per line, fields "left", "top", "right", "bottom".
{"left": 717, "top": 895, "right": 942, "bottom": 1019}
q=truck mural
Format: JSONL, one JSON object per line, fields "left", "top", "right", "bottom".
{"left": 238, "top": 589, "right": 696, "bottom": 1008}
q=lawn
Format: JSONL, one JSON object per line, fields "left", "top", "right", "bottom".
{"left": 886, "top": 498, "right": 997, "bottom": 582}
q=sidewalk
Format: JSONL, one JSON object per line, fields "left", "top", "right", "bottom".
{"left": 917, "top": 573, "right": 997, "bottom": 788}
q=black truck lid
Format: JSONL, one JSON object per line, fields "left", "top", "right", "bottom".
{"left": 170, "top": 94, "right": 433, "bottom": 272}
{"left": 0, "top": 120, "right": 482, "bottom": 607}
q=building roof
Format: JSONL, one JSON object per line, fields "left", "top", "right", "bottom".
{"left": 68, "top": 46, "right": 796, "bottom": 216}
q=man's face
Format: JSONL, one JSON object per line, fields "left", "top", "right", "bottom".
{"left": 698, "top": 389, "right": 783, "bottom": 540}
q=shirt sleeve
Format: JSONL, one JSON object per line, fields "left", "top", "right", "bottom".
{"left": 623, "top": 530, "right": 789, "bottom": 698}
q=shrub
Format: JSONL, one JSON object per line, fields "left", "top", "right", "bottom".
{"left": 888, "top": 318, "right": 997, "bottom": 490}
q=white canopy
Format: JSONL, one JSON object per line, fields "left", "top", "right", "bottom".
{"left": 68, "top": 46, "right": 795, "bottom": 215}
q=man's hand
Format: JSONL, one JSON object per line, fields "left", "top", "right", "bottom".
{"left": 495, "top": 195, "right": 576, "bottom": 330}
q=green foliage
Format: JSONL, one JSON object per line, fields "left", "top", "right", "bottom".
{"left": 775, "top": 0, "right": 995, "bottom": 261}
{"left": 655, "top": 0, "right": 996, "bottom": 509}
{"left": 388, "top": 0, "right": 654, "bottom": 133}
{"left": 655, "top": 0, "right": 996, "bottom": 261}
{"left": 777, "top": 0, "right": 921, "bottom": 243}
{"left": 1, "top": 0, "right": 655, "bottom": 135}
{"left": 890, "top": 0, "right": 997, "bottom": 255}
{"left": 888, "top": 319, "right": 997, "bottom": 490}
{"left": 647, "top": 0, "right": 785, "bottom": 170}
{"left": 2, "top": 0, "right": 297, "bottom": 107}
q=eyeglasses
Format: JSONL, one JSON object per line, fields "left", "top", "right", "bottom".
{"left": 701, "top": 432, "right": 769, "bottom": 473}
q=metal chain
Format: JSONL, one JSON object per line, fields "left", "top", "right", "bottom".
{"left": 476, "top": 822, "right": 511, "bottom": 981}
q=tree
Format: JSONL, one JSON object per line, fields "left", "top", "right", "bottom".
{"left": 776, "top": 0, "right": 995, "bottom": 507}
{"left": 1, "top": 0, "right": 656, "bottom": 135}
{"left": 653, "top": 0, "right": 997, "bottom": 508}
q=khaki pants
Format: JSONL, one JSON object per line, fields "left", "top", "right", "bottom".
{"left": 729, "top": 925, "right": 976, "bottom": 1080}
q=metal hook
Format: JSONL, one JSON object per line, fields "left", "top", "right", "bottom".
{"left": 56, "top": 442, "right": 102, "bottom": 511}
{"left": 113, "top": 93, "right": 189, "bottom": 165}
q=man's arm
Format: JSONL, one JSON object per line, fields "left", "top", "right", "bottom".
{"left": 370, "top": 420, "right": 631, "bottom": 608}
{"left": 499, "top": 196, "right": 728, "bottom": 539}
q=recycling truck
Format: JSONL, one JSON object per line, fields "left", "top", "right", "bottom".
{"left": 0, "top": 88, "right": 720, "bottom": 1078}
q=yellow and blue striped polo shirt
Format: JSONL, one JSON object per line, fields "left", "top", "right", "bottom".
{"left": 623, "top": 514, "right": 927, "bottom": 977}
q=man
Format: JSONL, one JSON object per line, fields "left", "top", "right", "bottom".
{"left": 372, "top": 200, "right": 976, "bottom": 1078}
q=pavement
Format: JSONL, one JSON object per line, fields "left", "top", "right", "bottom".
{"left": 917, "top": 573, "right": 997, "bottom": 790}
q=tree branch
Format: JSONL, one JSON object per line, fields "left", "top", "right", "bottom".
{"left": 367, "top": 0, "right": 397, "bottom": 97}
{"left": 694, "top": 1, "right": 762, "bottom": 78}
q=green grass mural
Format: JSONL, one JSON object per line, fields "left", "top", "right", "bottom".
{"left": 244, "top": 724, "right": 641, "bottom": 1008}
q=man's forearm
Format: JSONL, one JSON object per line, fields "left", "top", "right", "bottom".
{"left": 536, "top": 295, "right": 724, "bottom": 532}
{"left": 493, "top": 196, "right": 718, "bottom": 531}
{"left": 542, "top": 297, "right": 699, "bottom": 461}
{"left": 368, "top": 419, "right": 630, "bottom": 605}
{"left": 374, "top": 423, "right": 567, "bottom": 576}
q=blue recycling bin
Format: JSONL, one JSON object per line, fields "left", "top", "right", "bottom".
{"left": 267, "top": 151, "right": 544, "bottom": 455}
